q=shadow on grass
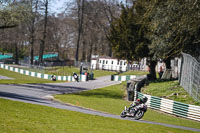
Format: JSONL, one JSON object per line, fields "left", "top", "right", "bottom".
{"left": 10, "top": 83, "right": 88, "bottom": 95}
{"left": 73, "top": 89, "right": 123, "bottom": 100}
{"left": 149, "top": 78, "right": 178, "bottom": 83}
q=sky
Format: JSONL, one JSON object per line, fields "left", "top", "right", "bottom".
{"left": 50, "top": 0, "right": 127, "bottom": 14}
{"left": 50, "top": 0, "right": 70, "bottom": 14}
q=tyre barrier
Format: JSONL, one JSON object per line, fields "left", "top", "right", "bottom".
{"left": 135, "top": 91, "right": 200, "bottom": 122}
{"left": 0, "top": 64, "right": 87, "bottom": 82}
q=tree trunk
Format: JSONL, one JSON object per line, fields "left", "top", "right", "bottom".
{"left": 164, "top": 58, "right": 171, "bottom": 69}
{"left": 30, "top": 37, "right": 34, "bottom": 64}
{"left": 14, "top": 43, "right": 19, "bottom": 64}
{"left": 30, "top": 0, "right": 38, "bottom": 65}
{"left": 149, "top": 60, "right": 157, "bottom": 80}
{"left": 87, "top": 40, "right": 93, "bottom": 62}
{"left": 81, "top": 39, "right": 86, "bottom": 62}
{"left": 75, "top": 0, "right": 84, "bottom": 62}
{"left": 39, "top": 0, "right": 48, "bottom": 65}
{"left": 108, "top": 43, "right": 112, "bottom": 57}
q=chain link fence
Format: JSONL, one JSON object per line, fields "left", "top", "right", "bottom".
{"left": 180, "top": 53, "right": 200, "bottom": 102}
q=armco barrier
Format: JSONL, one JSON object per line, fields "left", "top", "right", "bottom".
{"left": 135, "top": 91, "right": 200, "bottom": 122}
{"left": 111, "top": 75, "right": 137, "bottom": 81}
{"left": 0, "top": 64, "right": 86, "bottom": 82}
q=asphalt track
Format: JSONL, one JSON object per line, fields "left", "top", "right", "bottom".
{"left": 0, "top": 75, "right": 13, "bottom": 80}
{"left": 0, "top": 76, "right": 199, "bottom": 132}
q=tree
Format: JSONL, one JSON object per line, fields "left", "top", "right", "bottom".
{"left": 109, "top": 3, "right": 149, "bottom": 61}
{"left": 75, "top": 0, "right": 85, "bottom": 63}
{"left": 38, "top": 0, "right": 48, "bottom": 65}
{"left": 108, "top": 2, "right": 159, "bottom": 80}
{"left": 0, "top": 0, "right": 31, "bottom": 64}
{"left": 0, "top": 0, "right": 30, "bottom": 29}
{"left": 27, "top": 0, "right": 39, "bottom": 65}
{"left": 138, "top": 0, "right": 200, "bottom": 67}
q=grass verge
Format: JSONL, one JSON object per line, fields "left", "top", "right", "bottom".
{"left": 142, "top": 80, "right": 200, "bottom": 106}
{"left": 92, "top": 70, "right": 117, "bottom": 78}
{"left": 55, "top": 82, "right": 200, "bottom": 129}
{"left": 0, "top": 98, "right": 196, "bottom": 133}
{"left": 0, "top": 68, "right": 60, "bottom": 84}
{"left": 119, "top": 70, "right": 148, "bottom": 76}
{"left": 6, "top": 65, "right": 117, "bottom": 78}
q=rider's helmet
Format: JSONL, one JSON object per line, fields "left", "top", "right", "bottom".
{"left": 135, "top": 98, "right": 142, "bottom": 105}
{"left": 136, "top": 98, "right": 141, "bottom": 102}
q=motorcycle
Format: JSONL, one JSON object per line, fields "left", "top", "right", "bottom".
{"left": 120, "top": 97, "right": 148, "bottom": 120}
{"left": 73, "top": 72, "right": 79, "bottom": 82}
{"left": 51, "top": 75, "right": 56, "bottom": 81}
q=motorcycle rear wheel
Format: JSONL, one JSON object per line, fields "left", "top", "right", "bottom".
{"left": 134, "top": 110, "right": 144, "bottom": 120}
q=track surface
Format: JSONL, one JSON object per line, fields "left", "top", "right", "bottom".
{"left": 0, "top": 76, "right": 199, "bottom": 132}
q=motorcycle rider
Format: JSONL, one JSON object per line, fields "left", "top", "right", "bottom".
{"left": 51, "top": 74, "right": 56, "bottom": 81}
{"left": 121, "top": 96, "right": 148, "bottom": 119}
{"left": 132, "top": 97, "right": 148, "bottom": 113}
{"left": 73, "top": 72, "right": 79, "bottom": 82}
{"left": 134, "top": 97, "right": 148, "bottom": 105}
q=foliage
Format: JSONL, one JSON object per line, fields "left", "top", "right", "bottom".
{"left": 109, "top": 4, "right": 149, "bottom": 61}
{"left": 109, "top": 0, "right": 200, "bottom": 79}
{"left": 135, "top": 0, "right": 200, "bottom": 60}
{"left": 0, "top": 0, "right": 30, "bottom": 29}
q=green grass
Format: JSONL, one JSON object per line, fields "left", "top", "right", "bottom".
{"left": 45, "top": 66, "right": 80, "bottom": 76}
{"left": 9, "top": 65, "right": 81, "bottom": 76}
{"left": 142, "top": 80, "right": 200, "bottom": 106}
{"left": 119, "top": 70, "right": 149, "bottom": 76}
{"left": 55, "top": 82, "right": 200, "bottom": 129}
{"left": 0, "top": 65, "right": 116, "bottom": 84}
{"left": 92, "top": 70, "right": 117, "bottom": 78}
{"left": 7, "top": 65, "right": 117, "bottom": 78}
{"left": 0, "top": 68, "right": 61, "bottom": 84}
{"left": 0, "top": 98, "right": 196, "bottom": 133}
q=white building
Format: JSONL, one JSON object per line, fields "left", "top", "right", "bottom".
{"left": 91, "top": 57, "right": 128, "bottom": 72}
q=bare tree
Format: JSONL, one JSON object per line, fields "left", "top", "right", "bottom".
{"left": 75, "top": 0, "right": 85, "bottom": 62}
{"left": 28, "top": 0, "right": 39, "bottom": 65}
{"left": 38, "top": 0, "right": 48, "bottom": 65}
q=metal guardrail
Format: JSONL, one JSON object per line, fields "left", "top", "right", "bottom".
{"left": 135, "top": 91, "right": 200, "bottom": 122}
{"left": 180, "top": 53, "right": 200, "bottom": 103}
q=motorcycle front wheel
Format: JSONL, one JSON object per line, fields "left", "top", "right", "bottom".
{"left": 120, "top": 111, "right": 126, "bottom": 118}
{"left": 134, "top": 110, "right": 144, "bottom": 120}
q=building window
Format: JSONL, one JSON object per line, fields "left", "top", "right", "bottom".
{"left": 103, "top": 60, "right": 105, "bottom": 64}
{"left": 106, "top": 60, "right": 108, "bottom": 64}
{"left": 124, "top": 62, "right": 126, "bottom": 65}
{"left": 111, "top": 61, "right": 113, "bottom": 64}
{"left": 99, "top": 60, "right": 101, "bottom": 63}
{"left": 120, "top": 61, "right": 122, "bottom": 65}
